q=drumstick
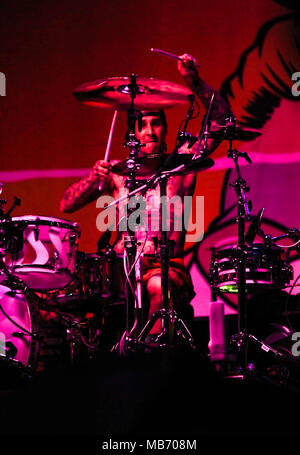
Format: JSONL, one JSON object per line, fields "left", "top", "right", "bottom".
{"left": 99, "top": 109, "right": 118, "bottom": 191}
{"left": 150, "top": 48, "right": 200, "bottom": 67}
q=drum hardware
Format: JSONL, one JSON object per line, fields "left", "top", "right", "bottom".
{"left": 110, "top": 169, "right": 198, "bottom": 353}
{"left": 0, "top": 190, "right": 22, "bottom": 251}
{"left": 49, "top": 251, "right": 59, "bottom": 268}
{"left": 193, "top": 90, "right": 216, "bottom": 159}
{"left": 117, "top": 75, "right": 146, "bottom": 349}
{"left": 245, "top": 207, "right": 265, "bottom": 245}
{"left": 84, "top": 74, "right": 146, "bottom": 353}
{"left": 69, "top": 232, "right": 78, "bottom": 247}
{"left": 56, "top": 312, "right": 100, "bottom": 364}
{"left": 0, "top": 186, "right": 21, "bottom": 216}
{"left": 271, "top": 228, "right": 300, "bottom": 250}
{"left": 135, "top": 93, "right": 218, "bottom": 350}
{"left": 209, "top": 118, "right": 284, "bottom": 372}
{"left": 109, "top": 90, "right": 218, "bottom": 353}
{"left": 95, "top": 76, "right": 202, "bottom": 353}
{"left": 29, "top": 293, "right": 102, "bottom": 369}
{"left": 34, "top": 224, "right": 39, "bottom": 241}
{"left": 135, "top": 173, "right": 196, "bottom": 350}
{"left": 96, "top": 226, "right": 118, "bottom": 259}
{"left": 227, "top": 119, "right": 253, "bottom": 367}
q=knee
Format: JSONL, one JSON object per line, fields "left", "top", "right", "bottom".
{"left": 146, "top": 276, "right": 161, "bottom": 298}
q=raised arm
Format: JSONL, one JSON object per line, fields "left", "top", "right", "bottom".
{"left": 178, "top": 53, "right": 234, "bottom": 154}
{"left": 60, "top": 160, "right": 113, "bottom": 213}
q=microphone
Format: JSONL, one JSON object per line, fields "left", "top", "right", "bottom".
{"left": 177, "top": 132, "right": 198, "bottom": 148}
{"left": 288, "top": 228, "right": 300, "bottom": 242}
{"left": 245, "top": 207, "right": 265, "bottom": 245}
{"left": 238, "top": 152, "right": 252, "bottom": 164}
{"left": 97, "top": 229, "right": 112, "bottom": 255}
{"left": 177, "top": 94, "right": 196, "bottom": 147}
{"left": 192, "top": 91, "right": 216, "bottom": 159}
{"left": 182, "top": 95, "right": 195, "bottom": 132}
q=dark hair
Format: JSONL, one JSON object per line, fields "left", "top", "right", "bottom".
{"left": 125, "top": 110, "right": 167, "bottom": 141}
{"left": 141, "top": 110, "right": 167, "bottom": 130}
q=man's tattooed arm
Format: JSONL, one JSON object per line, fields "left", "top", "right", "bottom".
{"left": 182, "top": 64, "right": 233, "bottom": 121}
{"left": 60, "top": 167, "right": 112, "bottom": 213}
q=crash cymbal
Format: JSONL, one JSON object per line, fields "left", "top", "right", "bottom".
{"left": 73, "top": 77, "right": 193, "bottom": 110}
{"left": 111, "top": 153, "right": 214, "bottom": 177}
{"left": 208, "top": 124, "right": 261, "bottom": 141}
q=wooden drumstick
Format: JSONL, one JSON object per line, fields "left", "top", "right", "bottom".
{"left": 98, "top": 109, "right": 118, "bottom": 191}
{"left": 150, "top": 48, "right": 200, "bottom": 67}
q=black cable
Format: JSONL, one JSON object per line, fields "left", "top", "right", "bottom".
{"left": 0, "top": 301, "right": 34, "bottom": 336}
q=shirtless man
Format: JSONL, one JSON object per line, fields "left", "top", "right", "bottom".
{"left": 60, "top": 54, "right": 232, "bottom": 338}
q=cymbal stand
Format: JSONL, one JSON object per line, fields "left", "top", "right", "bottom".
{"left": 133, "top": 96, "right": 200, "bottom": 350}
{"left": 115, "top": 75, "right": 145, "bottom": 354}
{"left": 227, "top": 128, "right": 284, "bottom": 371}
{"left": 229, "top": 144, "right": 251, "bottom": 368}
{"left": 0, "top": 190, "right": 21, "bottom": 275}
{"left": 136, "top": 171, "right": 196, "bottom": 351}
{"left": 111, "top": 94, "right": 200, "bottom": 353}
{"left": 109, "top": 160, "right": 197, "bottom": 352}
{"left": 229, "top": 137, "right": 251, "bottom": 330}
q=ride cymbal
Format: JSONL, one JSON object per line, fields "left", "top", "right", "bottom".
{"left": 208, "top": 124, "right": 261, "bottom": 141}
{"left": 73, "top": 76, "right": 193, "bottom": 110}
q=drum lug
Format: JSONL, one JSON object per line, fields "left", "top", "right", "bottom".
{"left": 49, "top": 251, "right": 59, "bottom": 269}
{"left": 69, "top": 233, "right": 77, "bottom": 246}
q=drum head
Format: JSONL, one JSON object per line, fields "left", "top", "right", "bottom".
{"left": 11, "top": 267, "right": 74, "bottom": 291}
{"left": 9, "top": 215, "right": 80, "bottom": 231}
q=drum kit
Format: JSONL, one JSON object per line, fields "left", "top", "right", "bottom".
{"left": 0, "top": 51, "right": 299, "bottom": 383}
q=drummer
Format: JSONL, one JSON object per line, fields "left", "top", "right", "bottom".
{"left": 60, "top": 54, "right": 233, "bottom": 340}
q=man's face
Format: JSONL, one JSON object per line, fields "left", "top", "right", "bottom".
{"left": 135, "top": 115, "right": 166, "bottom": 156}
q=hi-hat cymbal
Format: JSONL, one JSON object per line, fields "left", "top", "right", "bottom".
{"left": 73, "top": 77, "right": 193, "bottom": 110}
{"left": 209, "top": 124, "right": 261, "bottom": 141}
{"left": 111, "top": 153, "right": 214, "bottom": 177}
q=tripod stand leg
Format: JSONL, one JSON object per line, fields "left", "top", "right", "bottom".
{"left": 170, "top": 311, "right": 197, "bottom": 350}
{"left": 137, "top": 308, "right": 196, "bottom": 351}
{"left": 137, "top": 309, "right": 166, "bottom": 343}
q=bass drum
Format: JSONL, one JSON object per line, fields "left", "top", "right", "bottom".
{"left": 0, "top": 281, "right": 39, "bottom": 383}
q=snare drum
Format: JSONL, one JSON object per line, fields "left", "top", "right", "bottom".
{"left": 3, "top": 216, "right": 80, "bottom": 291}
{"left": 210, "top": 243, "right": 293, "bottom": 293}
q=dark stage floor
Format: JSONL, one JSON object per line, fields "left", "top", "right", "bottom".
{"left": 1, "top": 343, "right": 300, "bottom": 439}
